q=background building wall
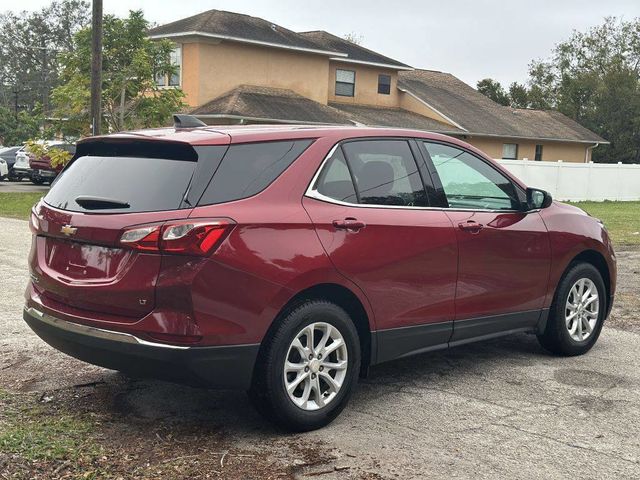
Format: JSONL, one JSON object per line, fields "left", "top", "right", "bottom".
{"left": 180, "top": 42, "right": 200, "bottom": 106}
{"left": 465, "top": 137, "right": 589, "bottom": 163}
{"left": 181, "top": 40, "right": 331, "bottom": 106}
{"left": 398, "top": 91, "right": 459, "bottom": 128}
{"left": 328, "top": 63, "right": 399, "bottom": 107}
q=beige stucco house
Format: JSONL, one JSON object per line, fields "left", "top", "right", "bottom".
{"left": 148, "top": 10, "right": 607, "bottom": 163}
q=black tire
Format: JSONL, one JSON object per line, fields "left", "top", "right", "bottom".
{"left": 31, "top": 177, "right": 45, "bottom": 185}
{"left": 537, "top": 262, "right": 607, "bottom": 356}
{"left": 249, "top": 299, "right": 361, "bottom": 432}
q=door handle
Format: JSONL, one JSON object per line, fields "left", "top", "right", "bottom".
{"left": 332, "top": 217, "right": 366, "bottom": 231}
{"left": 458, "top": 220, "right": 484, "bottom": 233}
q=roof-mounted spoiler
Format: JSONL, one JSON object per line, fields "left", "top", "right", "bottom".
{"left": 173, "top": 114, "right": 207, "bottom": 129}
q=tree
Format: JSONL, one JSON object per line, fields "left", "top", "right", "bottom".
{"left": 0, "top": 1, "right": 90, "bottom": 116}
{"left": 343, "top": 32, "right": 363, "bottom": 45}
{"left": 52, "top": 10, "right": 185, "bottom": 135}
{"left": 527, "top": 17, "right": 640, "bottom": 163}
{"left": 0, "top": 107, "right": 41, "bottom": 146}
{"left": 476, "top": 78, "right": 510, "bottom": 106}
{"left": 508, "top": 82, "right": 529, "bottom": 108}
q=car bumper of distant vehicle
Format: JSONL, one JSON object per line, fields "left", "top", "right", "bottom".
{"left": 12, "top": 165, "right": 31, "bottom": 174}
{"left": 23, "top": 306, "right": 260, "bottom": 389}
{"left": 0, "top": 160, "right": 7, "bottom": 177}
{"left": 32, "top": 169, "right": 57, "bottom": 178}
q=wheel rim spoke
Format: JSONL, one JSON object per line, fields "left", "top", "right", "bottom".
{"left": 322, "top": 338, "right": 344, "bottom": 357}
{"left": 285, "top": 361, "right": 305, "bottom": 373}
{"left": 322, "top": 360, "right": 348, "bottom": 371}
{"left": 286, "top": 371, "right": 309, "bottom": 394}
{"left": 311, "top": 376, "right": 325, "bottom": 408}
{"left": 283, "top": 321, "right": 348, "bottom": 412}
{"left": 583, "top": 317, "right": 594, "bottom": 333}
{"left": 320, "top": 371, "right": 340, "bottom": 393}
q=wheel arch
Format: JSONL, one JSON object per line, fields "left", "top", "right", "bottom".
{"left": 567, "top": 249, "right": 612, "bottom": 315}
{"left": 261, "top": 283, "right": 373, "bottom": 377}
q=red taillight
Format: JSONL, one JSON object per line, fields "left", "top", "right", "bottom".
{"left": 119, "top": 219, "right": 233, "bottom": 256}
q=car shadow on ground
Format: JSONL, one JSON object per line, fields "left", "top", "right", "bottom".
{"left": 74, "top": 332, "right": 549, "bottom": 435}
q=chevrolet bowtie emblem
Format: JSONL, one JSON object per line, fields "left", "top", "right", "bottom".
{"left": 60, "top": 225, "right": 78, "bottom": 236}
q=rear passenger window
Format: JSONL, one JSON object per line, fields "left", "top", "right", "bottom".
{"left": 198, "top": 140, "right": 312, "bottom": 205}
{"left": 342, "top": 140, "right": 428, "bottom": 207}
{"left": 314, "top": 148, "right": 357, "bottom": 203}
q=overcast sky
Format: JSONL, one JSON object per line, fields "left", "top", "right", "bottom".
{"left": 6, "top": 0, "right": 640, "bottom": 87}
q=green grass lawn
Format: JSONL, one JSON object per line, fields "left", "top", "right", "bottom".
{"left": 0, "top": 193, "right": 43, "bottom": 219}
{"left": 0, "top": 192, "right": 637, "bottom": 246}
{"left": 568, "top": 201, "right": 640, "bottom": 246}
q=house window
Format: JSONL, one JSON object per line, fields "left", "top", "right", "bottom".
{"left": 155, "top": 45, "right": 182, "bottom": 87}
{"left": 335, "top": 69, "right": 355, "bottom": 97}
{"left": 378, "top": 74, "right": 391, "bottom": 94}
{"left": 169, "top": 46, "right": 182, "bottom": 86}
{"left": 502, "top": 143, "right": 518, "bottom": 160}
{"left": 154, "top": 71, "right": 166, "bottom": 87}
{"left": 535, "top": 144, "right": 543, "bottom": 161}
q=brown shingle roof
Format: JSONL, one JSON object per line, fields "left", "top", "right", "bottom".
{"left": 399, "top": 69, "right": 607, "bottom": 143}
{"left": 299, "top": 31, "right": 412, "bottom": 70}
{"left": 148, "top": 10, "right": 343, "bottom": 56}
{"left": 191, "top": 85, "right": 354, "bottom": 124}
{"left": 329, "top": 102, "right": 464, "bottom": 133}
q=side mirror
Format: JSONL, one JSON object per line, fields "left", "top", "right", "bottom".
{"left": 526, "top": 187, "right": 553, "bottom": 210}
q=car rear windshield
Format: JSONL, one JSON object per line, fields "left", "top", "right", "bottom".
{"left": 44, "top": 155, "right": 196, "bottom": 213}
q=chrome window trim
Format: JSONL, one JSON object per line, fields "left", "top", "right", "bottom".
{"left": 304, "top": 140, "right": 525, "bottom": 214}
{"left": 25, "top": 307, "right": 191, "bottom": 350}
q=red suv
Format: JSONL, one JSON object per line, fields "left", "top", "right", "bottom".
{"left": 24, "top": 119, "right": 616, "bottom": 431}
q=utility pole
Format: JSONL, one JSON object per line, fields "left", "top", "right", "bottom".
{"left": 13, "top": 88, "right": 18, "bottom": 120}
{"left": 90, "top": 0, "right": 103, "bottom": 136}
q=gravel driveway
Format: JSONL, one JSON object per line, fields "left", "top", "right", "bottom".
{"left": 1, "top": 216, "right": 639, "bottom": 479}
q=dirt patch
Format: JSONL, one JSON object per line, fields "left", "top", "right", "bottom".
{"left": 607, "top": 247, "right": 640, "bottom": 333}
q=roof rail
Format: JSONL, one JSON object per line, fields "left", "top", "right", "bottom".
{"left": 173, "top": 114, "right": 207, "bottom": 128}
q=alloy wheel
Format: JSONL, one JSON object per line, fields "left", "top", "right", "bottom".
{"left": 565, "top": 278, "right": 599, "bottom": 342}
{"left": 283, "top": 322, "right": 348, "bottom": 411}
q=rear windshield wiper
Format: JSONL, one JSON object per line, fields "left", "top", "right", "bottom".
{"left": 74, "top": 195, "right": 130, "bottom": 210}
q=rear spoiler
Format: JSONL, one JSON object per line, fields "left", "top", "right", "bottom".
{"left": 73, "top": 138, "right": 199, "bottom": 162}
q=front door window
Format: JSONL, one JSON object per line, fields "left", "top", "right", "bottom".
{"left": 423, "top": 142, "right": 520, "bottom": 210}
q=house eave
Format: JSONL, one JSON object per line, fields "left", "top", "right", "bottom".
{"left": 460, "top": 132, "right": 610, "bottom": 145}
{"left": 148, "top": 31, "right": 348, "bottom": 57}
{"left": 193, "top": 113, "right": 355, "bottom": 126}
{"left": 329, "top": 57, "right": 413, "bottom": 71}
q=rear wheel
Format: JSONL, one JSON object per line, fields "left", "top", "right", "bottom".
{"left": 249, "top": 300, "right": 360, "bottom": 431}
{"left": 537, "top": 262, "right": 606, "bottom": 356}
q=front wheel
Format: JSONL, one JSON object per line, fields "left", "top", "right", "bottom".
{"left": 537, "top": 262, "right": 606, "bottom": 356}
{"left": 249, "top": 300, "right": 360, "bottom": 431}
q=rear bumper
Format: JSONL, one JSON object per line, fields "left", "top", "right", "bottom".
{"left": 31, "top": 169, "right": 57, "bottom": 178}
{"left": 23, "top": 307, "right": 260, "bottom": 389}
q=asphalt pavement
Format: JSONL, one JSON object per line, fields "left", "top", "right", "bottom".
{"left": 0, "top": 180, "right": 49, "bottom": 193}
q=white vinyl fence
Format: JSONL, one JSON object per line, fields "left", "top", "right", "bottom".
{"left": 496, "top": 159, "right": 640, "bottom": 202}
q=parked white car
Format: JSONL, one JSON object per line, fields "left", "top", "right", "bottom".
{"left": 12, "top": 148, "right": 31, "bottom": 181}
{"left": 0, "top": 158, "right": 8, "bottom": 179}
